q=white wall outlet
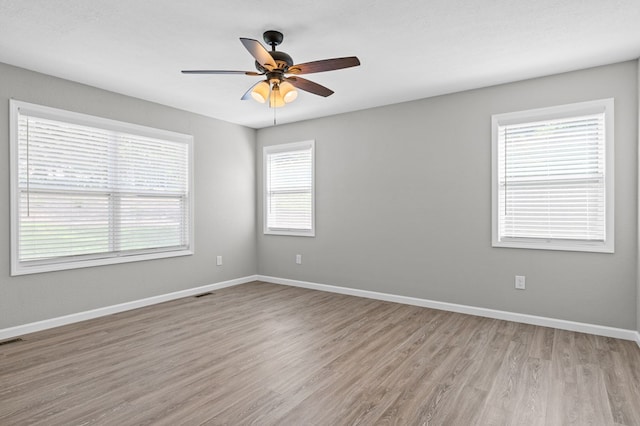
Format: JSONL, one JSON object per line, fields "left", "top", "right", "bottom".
{"left": 216, "top": 255, "right": 222, "bottom": 266}
{"left": 296, "top": 254, "right": 302, "bottom": 265}
{"left": 515, "top": 275, "right": 525, "bottom": 290}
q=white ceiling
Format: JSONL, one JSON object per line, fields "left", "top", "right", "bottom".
{"left": 1, "top": 0, "right": 639, "bottom": 129}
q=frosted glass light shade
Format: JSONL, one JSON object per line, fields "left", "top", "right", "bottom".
{"left": 280, "top": 81, "right": 298, "bottom": 103}
{"left": 269, "top": 85, "right": 286, "bottom": 108}
{"left": 251, "top": 81, "right": 270, "bottom": 103}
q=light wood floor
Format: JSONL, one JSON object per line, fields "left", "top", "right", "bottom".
{"left": 1, "top": 281, "right": 639, "bottom": 425}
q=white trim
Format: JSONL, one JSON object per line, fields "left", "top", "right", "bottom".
{"left": 637, "top": 58, "right": 640, "bottom": 351}
{"left": 257, "top": 275, "right": 638, "bottom": 342}
{"left": 11, "top": 249, "right": 194, "bottom": 276}
{"left": 11, "top": 100, "right": 193, "bottom": 142}
{"left": 263, "top": 140, "right": 316, "bottom": 237}
{"left": 3, "top": 274, "right": 636, "bottom": 345}
{"left": 9, "top": 99, "right": 195, "bottom": 276}
{"left": 491, "top": 98, "right": 615, "bottom": 253}
{"left": 0, "top": 275, "right": 258, "bottom": 341}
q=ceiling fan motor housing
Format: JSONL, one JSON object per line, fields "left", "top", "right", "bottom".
{"left": 255, "top": 30, "right": 293, "bottom": 72}
{"left": 271, "top": 51, "right": 293, "bottom": 68}
{"left": 255, "top": 51, "right": 293, "bottom": 74}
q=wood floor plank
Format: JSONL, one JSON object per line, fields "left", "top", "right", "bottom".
{"left": 529, "top": 325, "right": 555, "bottom": 361}
{"left": 545, "top": 380, "right": 580, "bottom": 425}
{"left": 603, "top": 351, "right": 640, "bottom": 426}
{"left": 1, "top": 281, "right": 639, "bottom": 425}
{"left": 511, "top": 357, "right": 550, "bottom": 426}
{"left": 576, "top": 363, "right": 614, "bottom": 425}
{"left": 551, "top": 329, "right": 579, "bottom": 384}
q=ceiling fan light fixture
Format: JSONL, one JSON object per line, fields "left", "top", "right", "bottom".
{"left": 183, "top": 30, "right": 360, "bottom": 111}
{"left": 251, "top": 81, "right": 270, "bottom": 103}
{"left": 280, "top": 81, "right": 298, "bottom": 103}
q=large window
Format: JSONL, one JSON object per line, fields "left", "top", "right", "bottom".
{"left": 10, "top": 100, "right": 193, "bottom": 275}
{"left": 263, "top": 140, "right": 315, "bottom": 236}
{"left": 491, "top": 99, "right": 614, "bottom": 253}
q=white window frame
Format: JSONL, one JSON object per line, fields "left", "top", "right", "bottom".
{"left": 263, "top": 140, "right": 315, "bottom": 237}
{"left": 9, "top": 100, "right": 194, "bottom": 275}
{"left": 491, "top": 99, "right": 614, "bottom": 253}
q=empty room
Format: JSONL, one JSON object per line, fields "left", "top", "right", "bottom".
{"left": 1, "top": 1, "right": 640, "bottom": 425}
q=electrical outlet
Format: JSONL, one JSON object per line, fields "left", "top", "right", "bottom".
{"left": 515, "top": 275, "right": 525, "bottom": 290}
{"left": 216, "top": 255, "right": 222, "bottom": 266}
{"left": 296, "top": 254, "right": 302, "bottom": 265}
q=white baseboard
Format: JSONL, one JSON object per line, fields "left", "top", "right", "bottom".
{"left": 258, "top": 275, "right": 639, "bottom": 343}
{"left": 0, "top": 275, "right": 258, "bottom": 341}
{"left": 4, "top": 274, "right": 638, "bottom": 347}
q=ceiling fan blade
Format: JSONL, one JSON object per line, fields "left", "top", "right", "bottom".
{"left": 181, "top": 70, "right": 262, "bottom": 76}
{"left": 287, "top": 56, "right": 360, "bottom": 75}
{"left": 286, "top": 76, "right": 334, "bottom": 97}
{"left": 241, "top": 81, "right": 264, "bottom": 100}
{"left": 240, "top": 38, "right": 276, "bottom": 70}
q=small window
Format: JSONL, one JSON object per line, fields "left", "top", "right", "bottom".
{"left": 264, "top": 140, "right": 315, "bottom": 236}
{"left": 491, "top": 99, "right": 614, "bottom": 253}
{"left": 10, "top": 100, "right": 193, "bottom": 275}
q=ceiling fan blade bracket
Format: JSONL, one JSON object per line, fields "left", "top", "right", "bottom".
{"left": 288, "top": 56, "right": 360, "bottom": 75}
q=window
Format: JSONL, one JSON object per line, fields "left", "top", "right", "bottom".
{"left": 491, "top": 99, "right": 614, "bottom": 253}
{"left": 10, "top": 100, "right": 193, "bottom": 275}
{"left": 264, "top": 140, "right": 315, "bottom": 236}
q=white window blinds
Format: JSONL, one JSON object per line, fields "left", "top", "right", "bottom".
{"left": 10, "top": 101, "right": 193, "bottom": 275}
{"left": 264, "top": 141, "right": 315, "bottom": 236}
{"left": 492, "top": 99, "right": 614, "bottom": 252}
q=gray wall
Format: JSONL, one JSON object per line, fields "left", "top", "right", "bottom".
{"left": 2, "top": 60, "right": 638, "bottom": 333}
{"left": 0, "top": 63, "right": 257, "bottom": 329}
{"left": 257, "top": 61, "right": 638, "bottom": 330}
{"left": 638, "top": 58, "right": 640, "bottom": 335}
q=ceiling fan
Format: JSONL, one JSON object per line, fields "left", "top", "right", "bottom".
{"left": 182, "top": 30, "right": 360, "bottom": 108}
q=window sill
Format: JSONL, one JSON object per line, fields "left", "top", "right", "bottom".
{"left": 11, "top": 248, "right": 193, "bottom": 276}
{"left": 492, "top": 239, "right": 614, "bottom": 253}
{"left": 264, "top": 229, "right": 315, "bottom": 237}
